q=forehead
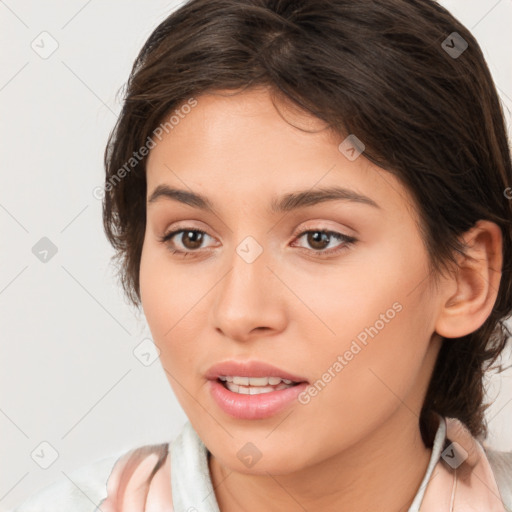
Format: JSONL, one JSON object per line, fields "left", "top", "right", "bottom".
{"left": 149, "top": 87, "right": 338, "bottom": 158}
{"left": 145, "top": 87, "right": 418, "bottom": 223}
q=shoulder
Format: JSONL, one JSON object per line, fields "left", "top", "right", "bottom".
{"left": 9, "top": 443, "right": 171, "bottom": 512}
{"left": 101, "top": 442, "right": 172, "bottom": 511}
{"left": 10, "top": 451, "right": 123, "bottom": 512}
{"left": 484, "top": 446, "right": 512, "bottom": 510}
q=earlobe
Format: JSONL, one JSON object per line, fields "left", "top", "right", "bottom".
{"left": 434, "top": 220, "right": 503, "bottom": 339}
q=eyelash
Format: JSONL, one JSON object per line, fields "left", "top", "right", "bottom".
{"left": 158, "top": 227, "right": 357, "bottom": 259}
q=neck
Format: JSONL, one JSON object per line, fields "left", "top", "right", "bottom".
{"left": 209, "top": 407, "right": 436, "bottom": 512}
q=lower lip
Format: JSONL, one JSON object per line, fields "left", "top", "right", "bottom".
{"left": 208, "top": 379, "right": 309, "bottom": 420}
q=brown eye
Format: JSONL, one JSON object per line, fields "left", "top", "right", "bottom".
{"left": 292, "top": 229, "right": 357, "bottom": 257}
{"left": 306, "top": 231, "right": 331, "bottom": 250}
{"left": 178, "top": 230, "right": 205, "bottom": 250}
{"left": 159, "top": 228, "right": 214, "bottom": 255}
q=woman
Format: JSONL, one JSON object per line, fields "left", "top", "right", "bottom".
{"left": 13, "top": 0, "right": 512, "bottom": 510}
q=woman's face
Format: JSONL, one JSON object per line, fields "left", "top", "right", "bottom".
{"left": 140, "top": 86, "right": 444, "bottom": 474}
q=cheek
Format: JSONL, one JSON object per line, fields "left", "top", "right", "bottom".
{"left": 140, "top": 240, "right": 183, "bottom": 358}
{"left": 291, "top": 238, "right": 435, "bottom": 416}
{"left": 140, "top": 237, "right": 200, "bottom": 337}
{"left": 139, "top": 239, "right": 214, "bottom": 387}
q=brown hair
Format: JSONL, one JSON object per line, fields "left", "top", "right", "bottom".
{"left": 103, "top": 0, "right": 512, "bottom": 446}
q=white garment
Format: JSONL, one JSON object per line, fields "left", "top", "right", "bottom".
{"left": 10, "top": 418, "right": 512, "bottom": 511}
{"left": 9, "top": 451, "right": 121, "bottom": 512}
{"left": 169, "top": 416, "right": 443, "bottom": 512}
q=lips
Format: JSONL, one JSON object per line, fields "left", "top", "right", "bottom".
{"left": 208, "top": 379, "right": 309, "bottom": 419}
{"left": 205, "top": 360, "right": 309, "bottom": 383}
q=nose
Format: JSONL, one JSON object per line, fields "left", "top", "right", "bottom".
{"left": 210, "top": 239, "right": 287, "bottom": 342}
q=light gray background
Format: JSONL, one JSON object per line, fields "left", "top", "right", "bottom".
{"left": 1, "top": 1, "right": 511, "bottom": 509}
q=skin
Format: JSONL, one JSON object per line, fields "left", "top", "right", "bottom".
{"left": 139, "top": 85, "right": 503, "bottom": 511}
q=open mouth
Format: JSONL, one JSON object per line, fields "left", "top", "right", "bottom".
{"left": 217, "top": 375, "right": 303, "bottom": 395}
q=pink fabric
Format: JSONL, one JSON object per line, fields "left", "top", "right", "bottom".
{"left": 100, "top": 417, "right": 506, "bottom": 511}
{"left": 420, "top": 417, "right": 506, "bottom": 511}
{"left": 100, "top": 448, "right": 173, "bottom": 512}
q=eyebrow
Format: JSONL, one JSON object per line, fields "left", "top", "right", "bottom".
{"left": 147, "top": 184, "right": 380, "bottom": 213}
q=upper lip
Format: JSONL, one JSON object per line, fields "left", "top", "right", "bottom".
{"left": 205, "top": 360, "right": 308, "bottom": 383}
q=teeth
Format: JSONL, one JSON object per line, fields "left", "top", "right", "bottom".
{"left": 225, "top": 381, "right": 294, "bottom": 394}
{"left": 218, "top": 376, "right": 297, "bottom": 386}
{"left": 217, "top": 376, "right": 302, "bottom": 395}
{"left": 233, "top": 376, "right": 250, "bottom": 385}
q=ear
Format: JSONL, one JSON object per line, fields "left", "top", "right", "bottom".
{"left": 434, "top": 220, "right": 503, "bottom": 339}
